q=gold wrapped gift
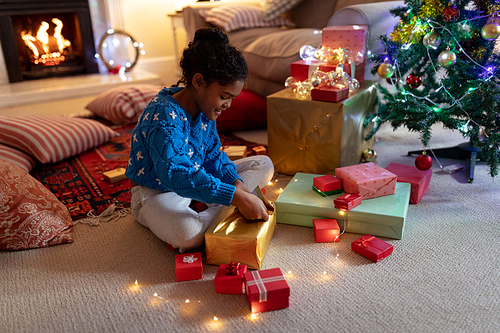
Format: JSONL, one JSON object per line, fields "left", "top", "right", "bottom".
{"left": 205, "top": 188, "right": 275, "bottom": 270}
{"left": 267, "top": 82, "right": 377, "bottom": 175}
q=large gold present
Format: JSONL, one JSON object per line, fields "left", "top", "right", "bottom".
{"left": 267, "top": 82, "right": 377, "bottom": 175}
{"left": 205, "top": 188, "right": 275, "bottom": 270}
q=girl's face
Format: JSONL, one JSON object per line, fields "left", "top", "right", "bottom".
{"left": 196, "top": 78, "right": 244, "bottom": 121}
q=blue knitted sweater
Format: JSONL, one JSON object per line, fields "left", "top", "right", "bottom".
{"left": 125, "top": 86, "right": 241, "bottom": 206}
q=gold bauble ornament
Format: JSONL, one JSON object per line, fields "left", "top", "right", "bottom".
{"left": 481, "top": 21, "right": 500, "bottom": 40}
{"left": 362, "top": 148, "right": 377, "bottom": 162}
{"left": 377, "top": 63, "right": 395, "bottom": 79}
{"left": 438, "top": 49, "right": 456, "bottom": 67}
{"left": 422, "top": 31, "right": 441, "bottom": 49}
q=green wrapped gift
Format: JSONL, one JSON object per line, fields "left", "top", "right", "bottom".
{"left": 274, "top": 173, "right": 411, "bottom": 239}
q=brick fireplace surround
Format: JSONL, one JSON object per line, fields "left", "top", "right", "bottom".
{"left": 0, "top": 0, "right": 160, "bottom": 108}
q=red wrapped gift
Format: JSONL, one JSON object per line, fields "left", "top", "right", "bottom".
{"left": 175, "top": 252, "right": 203, "bottom": 282}
{"left": 351, "top": 234, "right": 393, "bottom": 262}
{"left": 214, "top": 262, "right": 247, "bottom": 294}
{"left": 334, "top": 193, "right": 362, "bottom": 211}
{"left": 313, "top": 219, "right": 340, "bottom": 243}
{"left": 384, "top": 163, "right": 432, "bottom": 204}
{"left": 335, "top": 162, "right": 397, "bottom": 199}
{"left": 243, "top": 268, "right": 290, "bottom": 313}
{"left": 313, "top": 174, "right": 342, "bottom": 195}
{"left": 311, "top": 86, "right": 349, "bottom": 102}
{"left": 290, "top": 60, "right": 364, "bottom": 83}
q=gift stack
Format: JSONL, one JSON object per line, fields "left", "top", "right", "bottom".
{"left": 289, "top": 25, "right": 368, "bottom": 102}
{"left": 274, "top": 163, "right": 416, "bottom": 240}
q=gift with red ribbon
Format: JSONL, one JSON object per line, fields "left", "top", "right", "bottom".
{"left": 175, "top": 252, "right": 203, "bottom": 282}
{"left": 243, "top": 268, "right": 290, "bottom": 313}
{"left": 213, "top": 262, "right": 247, "bottom": 294}
{"left": 334, "top": 193, "right": 362, "bottom": 211}
{"left": 351, "top": 234, "right": 393, "bottom": 262}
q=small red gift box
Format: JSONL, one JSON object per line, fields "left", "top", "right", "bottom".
{"left": 214, "top": 263, "right": 247, "bottom": 294}
{"left": 384, "top": 163, "right": 432, "bottom": 204}
{"left": 243, "top": 268, "right": 290, "bottom": 313}
{"left": 313, "top": 219, "right": 340, "bottom": 243}
{"left": 175, "top": 252, "right": 203, "bottom": 282}
{"left": 351, "top": 234, "right": 393, "bottom": 262}
{"left": 313, "top": 174, "right": 342, "bottom": 196}
{"left": 311, "top": 86, "right": 349, "bottom": 102}
{"left": 334, "top": 193, "right": 362, "bottom": 211}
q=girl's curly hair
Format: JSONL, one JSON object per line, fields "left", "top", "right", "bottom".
{"left": 176, "top": 27, "right": 248, "bottom": 87}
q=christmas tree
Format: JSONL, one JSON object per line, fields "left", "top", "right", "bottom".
{"left": 367, "top": 0, "right": 500, "bottom": 177}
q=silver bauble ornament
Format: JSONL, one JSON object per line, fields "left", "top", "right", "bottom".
{"left": 377, "top": 63, "right": 395, "bottom": 79}
{"left": 422, "top": 31, "right": 441, "bottom": 49}
{"left": 438, "top": 49, "right": 456, "bottom": 67}
{"left": 481, "top": 21, "right": 500, "bottom": 40}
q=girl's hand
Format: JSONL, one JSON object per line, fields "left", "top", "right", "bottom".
{"left": 231, "top": 188, "right": 269, "bottom": 221}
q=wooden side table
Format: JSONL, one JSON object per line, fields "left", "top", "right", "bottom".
{"left": 267, "top": 82, "right": 377, "bottom": 176}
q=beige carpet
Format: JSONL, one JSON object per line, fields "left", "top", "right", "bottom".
{"left": 2, "top": 120, "right": 500, "bottom": 332}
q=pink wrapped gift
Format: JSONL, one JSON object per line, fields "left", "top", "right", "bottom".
{"left": 351, "top": 234, "right": 393, "bottom": 262}
{"left": 311, "top": 86, "right": 349, "bottom": 102}
{"left": 335, "top": 162, "right": 397, "bottom": 199}
{"left": 384, "top": 163, "right": 432, "bottom": 204}
{"left": 322, "top": 25, "right": 368, "bottom": 59}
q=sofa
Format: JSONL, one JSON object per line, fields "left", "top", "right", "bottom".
{"left": 182, "top": 0, "right": 404, "bottom": 98}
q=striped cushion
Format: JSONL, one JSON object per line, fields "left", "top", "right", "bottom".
{"left": 0, "top": 144, "right": 37, "bottom": 172}
{"left": 0, "top": 116, "right": 119, "bottom": 164}
{"left": 200, "top": 4, "right": 295, "bottom": 32}
{"left": 85, "top": 85, "right": 161, "bottom": 125}
{"left": 261, "top": 0, "right": 303, "bottom": 21}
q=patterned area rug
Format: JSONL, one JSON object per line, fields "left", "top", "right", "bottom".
{"left": 31, "top": 124, "right": 266, "bottom": 221}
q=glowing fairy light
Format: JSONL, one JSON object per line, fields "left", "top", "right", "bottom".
{"left": 278, "top": 188, "right": 284, "bottom": 193}
{"left": 185, "top": 299, "right": 190, "bottom": 303}
{"left": 213, "top": 316, "right": 219, "bottom": 321}
{"left": 250, "top": 313, "right": 259, "bottom": 320}
{"left": 267, "top": 181, "right": 273, "bottom": 186}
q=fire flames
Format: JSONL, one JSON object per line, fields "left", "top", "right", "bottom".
{"left": 21, "top": 17, "right": 71, "bottom": 66}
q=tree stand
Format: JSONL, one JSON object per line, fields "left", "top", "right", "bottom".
{"left": 408, "top": 142, "right": 481, "bottom": 183}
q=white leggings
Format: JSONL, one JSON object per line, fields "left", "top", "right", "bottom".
{"left": 130, "top": 155, "right": 274, "bottom": 253}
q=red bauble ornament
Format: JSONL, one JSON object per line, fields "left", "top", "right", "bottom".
{"left": 406, "top": 74, "right": 423, "bottom": 89}
{"left": 415, "top": 152, "right": 433, "bottom": 171}
{"left": 443, "top": 6, "right": 460, "bottom": 22}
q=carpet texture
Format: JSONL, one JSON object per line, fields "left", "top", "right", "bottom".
{"left": 1, "top": 123, "right": 499, "bottom": 333}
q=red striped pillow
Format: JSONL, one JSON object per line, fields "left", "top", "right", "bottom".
{"left": 200, "top": 4, "right": 295, "bottom": 32}
{"left": 0, "top": 144, "right": 37, "bottom": 172}
{"left": 85, "top": 85, "right": 161, "bottom": 125}
{"left": 0, "top": 116, "right": 119, "bottom": 164}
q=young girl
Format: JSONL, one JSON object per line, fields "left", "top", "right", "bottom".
{"left": 126, "top": 27, "right": 274, "bottom": 253}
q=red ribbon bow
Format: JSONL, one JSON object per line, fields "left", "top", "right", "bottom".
{"left": 355, "top": 235, "right": 375, "bottom": 248}
{"left": 225, "top": 262, "right": 241, "bottom": 275}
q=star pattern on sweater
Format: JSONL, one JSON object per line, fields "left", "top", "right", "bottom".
{"left": 188, "top": 149, "right": 193, "bottom": 158}
{"left": 156, "top": 179, "right": 161, "bottom": 185}
{"left": 151, "top": 96, "right": 158, "bottom": 103}
{"left": 202, "top": 123, "right": 207, "bottom": 131}
{"left": 153, "top": 113, "right": 159, "bottom": 121}
{"left": 181, "top": 116, "right": 187, "bottom": 121}
{"left": 143, "top": 113, "right": 149, "bottom": 121}
{"left": 169, "top": 111, "right": 177, "bottom": 120}
{"left": 138, "top": 168, "right": 145, "bottom": 176}
{"left": 128, "top": 158, "right": 132, "bottom": 166}
{"left": 136, "top": 151, "right": 144, "bottom": 160}
{"left": 194, "top": 162, "right": 200, "bottom": 171}
{"left": 133, "top": 134, "right": 138, "bottom": 142}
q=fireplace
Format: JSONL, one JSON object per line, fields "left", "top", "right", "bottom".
{"left": 0, "top": 0, "right": 99, "bottom": 83}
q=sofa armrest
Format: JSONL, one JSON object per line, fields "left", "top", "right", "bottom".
{"left": 327, "top": 1, "right": 404, "bottom": 55}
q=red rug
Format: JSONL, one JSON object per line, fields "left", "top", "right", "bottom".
{"left": 31, "top": 124, "right": 266, "bottom": 221}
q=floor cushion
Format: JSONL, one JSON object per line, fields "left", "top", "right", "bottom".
{"left": 0, "top": 116, "right": 119, "bottom": 164}
{"left": 0, "top": 143, "right": 37, "bottom": 172}
{"left": 216, "top": 89, "right": 267, "bottom": 132}
{"left": 0, "top": 160, "right": 73, "bottom": 250}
